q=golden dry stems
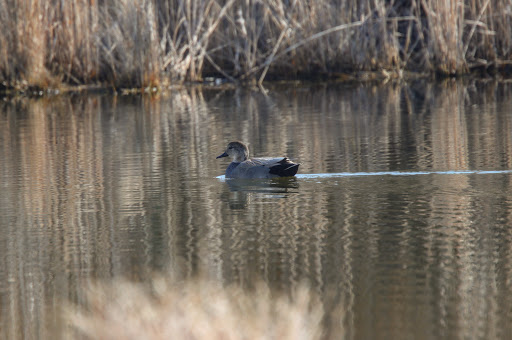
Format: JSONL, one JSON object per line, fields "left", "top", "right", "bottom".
{"left": 66, "top": 278, "right": 328, "bottom": 340}
{"left": 0, "top": 0, "right": 511, "bottom": 89}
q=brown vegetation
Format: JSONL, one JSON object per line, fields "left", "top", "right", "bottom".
{"left": 0, "top": 0, "right": 511, "bottom": 90}
{"left": 66, "top": 278, "right": 327, "bottom": 340}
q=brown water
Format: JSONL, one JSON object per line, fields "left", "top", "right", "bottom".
{"left": 1, "top": 80, "right": 512, "bottom": 339}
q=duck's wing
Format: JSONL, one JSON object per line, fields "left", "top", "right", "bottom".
{"left": 231, "top": 157, "right": 299, "bottom": 178}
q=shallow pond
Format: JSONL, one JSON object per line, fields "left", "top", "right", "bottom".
{"left": 1, "top": 80, "right": 512, "bottom": 339}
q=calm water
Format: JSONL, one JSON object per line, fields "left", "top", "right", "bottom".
{"left": 1, "top": 80, "right": 512, "bottom": 339}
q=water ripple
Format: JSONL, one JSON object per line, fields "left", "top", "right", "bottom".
{"left": 217, "top": 169, "right": 512, "bottom": 180}
{"left": 297, "top": 169, "right": 512, "bottom": 179}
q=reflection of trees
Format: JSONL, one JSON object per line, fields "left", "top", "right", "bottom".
{"left": 0, "top": 80, "right": 511, "bottom": 338}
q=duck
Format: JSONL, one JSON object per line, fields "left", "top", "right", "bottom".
{"left": 216, "top": 141, "right": 300, "bottom": 179}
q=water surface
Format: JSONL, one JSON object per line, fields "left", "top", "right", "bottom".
{"left": 1, "top": 80, "right": 512, "bottom": 339}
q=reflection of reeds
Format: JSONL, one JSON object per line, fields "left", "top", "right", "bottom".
{"left": 67, "top": 278, "right": 326, "bottom": 340}
{"left": 0, "top": 0, "right": 511, "bottom": 89}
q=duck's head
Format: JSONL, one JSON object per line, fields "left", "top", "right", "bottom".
{"left": 217, "top": 141, "right": 249, "bottom": 162}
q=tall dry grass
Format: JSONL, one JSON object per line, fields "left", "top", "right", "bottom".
{"left": 0, "top": 0, "right": 511, "bottom": 89}
{"left": 66, "top": 278, "right": 329, "bottom": 340}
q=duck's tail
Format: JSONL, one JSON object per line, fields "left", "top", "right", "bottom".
{"left": 269, "top": 162, "right": 300, "bottom": 177}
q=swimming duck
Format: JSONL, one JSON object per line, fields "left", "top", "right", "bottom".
{"left": 216, "top": 141, "right": 300, "bottom": 179}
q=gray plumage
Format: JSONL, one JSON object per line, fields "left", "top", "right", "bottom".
{"left": 217, "top": 141, "right": 300, "bottom": 179}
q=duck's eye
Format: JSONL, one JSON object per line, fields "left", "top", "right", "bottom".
{"left": 228, "top": 146, "right": 233, "bottom": 149}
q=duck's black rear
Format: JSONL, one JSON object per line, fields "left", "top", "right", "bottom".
{"left": 269, "top": 163, "right": 300, "bottom": 177}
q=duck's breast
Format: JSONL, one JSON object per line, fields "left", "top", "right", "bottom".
{"left": 225, "top": 162, "right": 241, "bottom": 178}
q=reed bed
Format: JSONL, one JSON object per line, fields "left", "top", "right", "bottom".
{"left": 66, "top": 278, "right": 327, "bottom": 340}
{"left": 1, "top": 0, "right": 511, "bottom": 89}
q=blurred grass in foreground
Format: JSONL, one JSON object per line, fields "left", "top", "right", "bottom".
{"left": 66, "top": 277, "right": 342, "bottom": 340}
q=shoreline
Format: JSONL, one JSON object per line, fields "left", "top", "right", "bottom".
{"left": 2, "top": 69, "right": 511, "bottom": 98}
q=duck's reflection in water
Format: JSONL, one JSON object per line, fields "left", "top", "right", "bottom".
{"left": 219, "top": 177, "right": 299, "bottom": 209}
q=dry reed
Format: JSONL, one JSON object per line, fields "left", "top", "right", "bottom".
{"left": 66, "top": 278, "right": 326, "bottom": 340}
{"left": 0, "top": 0, "right": 511, "bottom": 90}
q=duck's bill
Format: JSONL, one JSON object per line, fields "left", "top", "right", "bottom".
{"left": 216, "top": 152, "right": 228, "bottom": 159}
